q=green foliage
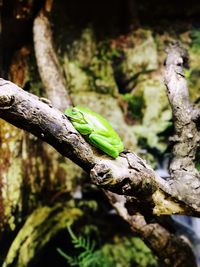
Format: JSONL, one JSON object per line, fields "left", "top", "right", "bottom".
{"left": 123, "top": 93, "right": 144, "bottom": 121}
{"left": 195, "top": 149, "right": 200, "bottom": 171}
{"left": 100, "top": 237, "right": 157, "bottom": 267}
{"left": 77, "top": 200, "right": 99, "bottom": 212}
{"left": 27, "top": 52, "right": 44, "bottom": 97}
{"left": 190, "top": 29, "right": 200, "bottom": 52}
{"left": 57, "top": 226, "right": 100, "bottom": 267}
{"left": 58, "top": 227, "right": 157, "bottom": 267}
{"left": 132, "top": 82, "right": 172, "bottom": 152}
{"left": 91, "top": 39, "right": 123, "bottom": 63}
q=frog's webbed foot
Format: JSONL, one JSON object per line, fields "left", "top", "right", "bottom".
{"left": 120, "top": 149, "right": 130, "bottom": 155}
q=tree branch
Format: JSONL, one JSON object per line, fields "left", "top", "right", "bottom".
{"left": 105, "top": 191, "right": 197, "bottom": 267}
{"left": 0, "top": 78, "right": 199, "bottom": 216}
{"left": 164, "top": 42, "right": 200, "bottom": 209}
{"left": 33, "top": 8, "right": 72, "bottom": 111}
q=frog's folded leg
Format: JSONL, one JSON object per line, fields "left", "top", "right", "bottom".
{"left": 89, "top": 133, "right": 122, "bottom": 158}
{"left": 72, "top": 122, "right": 93, "bottom": 135}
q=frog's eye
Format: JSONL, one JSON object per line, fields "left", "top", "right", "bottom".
{"left": 71, "top": 109, "right": 84, "bottom": 120}
{"left": 72, "top": 108, "right": 77, "bottom": 115}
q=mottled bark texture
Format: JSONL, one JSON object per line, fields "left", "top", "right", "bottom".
{"left": 0, "top": 78, "right": 197, "bottom": 266}
{"left": 164, "top": 42, "right": 200, "bottom": 209}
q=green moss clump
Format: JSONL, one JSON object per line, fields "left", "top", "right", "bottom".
{"left": 123, "top": 93, "right": 144, "bottom": 121}
{"left": 26, "top": 52, "right": 44, "bottom": 97}
{"left": 3, "top": 205, "right": 83, "bottom": 267}
{"left": 57, "top": 227, "right": 157, "bottom": 267}
{"left": 189, "top": 29, "right": 200, "bottom": 53}
{"left": 100, "top": 236, "right": 157, "bottom": 267}
{"left": 132, "top": 80, "right": 172, "bottom": 152}
{"left": 186, "top": 29, "right": 200, "bottom": 101}
{"left": 59, "top": 227, "right": 157, "bottom": 267}
{"left": 195, "top": 149, "right": 200, "bottom": 171}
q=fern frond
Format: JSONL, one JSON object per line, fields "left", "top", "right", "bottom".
{"left": 58, "top": 227, "right": 100, "bottom": 267}
{"left": 89, "top": 240, "right": 96, "bottom": 252}
{"left": 78, "top": 252, "right": 96, "bottom": 267}
{"left": 57, "top": 248, "right": 72, "bottom": 261}
{"left": 77, "top": 250, "right": 91, "bottom": 260}
{"left": 68, "top": 225, "right": 78, "bottom": 241}
{"left": 57, "top": 248, "right": 79, "bottom": 266}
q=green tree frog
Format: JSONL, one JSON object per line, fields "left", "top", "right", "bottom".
{"left": 65, "top": 106, "right": 124, "bottom": 158}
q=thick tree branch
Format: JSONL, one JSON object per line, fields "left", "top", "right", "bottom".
{"left": 0, "top": 79, "right": 93, "bottom": 170}
{"left": 164, "top": 42, "right": 200, "bottom": 209}
{"left": 106, "top": 191, "right": 197, "bottom": 267}
{"left": 0, "top": 78, "right": 199, "bottom": 217}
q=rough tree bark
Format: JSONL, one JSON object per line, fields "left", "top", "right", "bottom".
{"left": 164, "top": 42, "right": 200, "bottom": 209}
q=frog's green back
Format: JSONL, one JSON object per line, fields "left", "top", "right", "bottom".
{"left": 75, "top": 106, "right": 119, "bottom": 136}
